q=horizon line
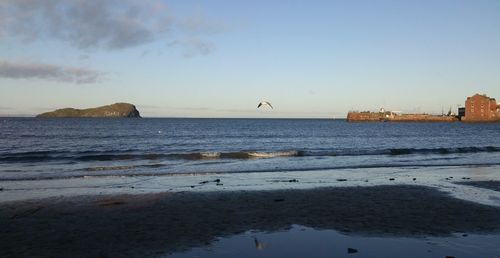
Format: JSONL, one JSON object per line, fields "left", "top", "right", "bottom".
{"left": 0, "top": 115, "right": 344, "bottom": 120}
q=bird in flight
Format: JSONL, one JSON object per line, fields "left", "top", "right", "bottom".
{"left": 257, "top": 101, "right": 273, "bottom": 109}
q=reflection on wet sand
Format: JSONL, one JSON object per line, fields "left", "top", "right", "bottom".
{"left": 455, "top": 180, "right": 500, "bottom": 192}
{"left": 1, "top": 185, "right": 500, "bottom": 257}
{"left": 253, "top": 237, "right": 267, "bottom": 250}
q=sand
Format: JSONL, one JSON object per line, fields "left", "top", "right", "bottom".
{"left": 2, "top": 185, "right": 500, "bottom": 257}
{"left": 455, "top": 180, "right": 500, "bottom": 192}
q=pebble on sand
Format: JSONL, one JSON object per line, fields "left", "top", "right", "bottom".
{"left": 200, "top": 179, "right": 222, "bottom": 185}
{"left": 347, "top": 247, "right": 358, "bottom": 254}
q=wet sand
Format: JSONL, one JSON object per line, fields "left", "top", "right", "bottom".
{"left": 2, "top": 185, "right": 500, "bottom": 257}
{"left": 455, "top": 180, "right": 500, "bottom": 192}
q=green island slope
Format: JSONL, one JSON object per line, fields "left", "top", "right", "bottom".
{"left": 36, "top": 103, "right": 141, "bottom": 118}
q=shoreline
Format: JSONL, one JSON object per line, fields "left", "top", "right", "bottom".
{"left": 2, "top": 166, "right": 500, "bottom": 207}
{"left": 2, "top": 185, "right": 500, "bottom": 257}
{"left": 455, "top": 180, "right": 500, "bottom": 192}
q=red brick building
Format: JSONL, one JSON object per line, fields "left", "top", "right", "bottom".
{"left": 463, "top": 94, "right": 499, "bottom": 122}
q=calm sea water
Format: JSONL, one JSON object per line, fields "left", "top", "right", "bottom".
{"left": 1, "top": 118, "right": 499, "bottom": 180}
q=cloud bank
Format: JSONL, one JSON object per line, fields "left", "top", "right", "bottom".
{"left": 0, "top": 0, "right": 222, "bottom": 55}
{"left": 0, "top": 59, "right": 103, "bottom": 84}
{"left": 0, "top": 1, "right": 224, "bottom": 84}
{"left": 0, "top": 0, "right": 172, "bottom": 50}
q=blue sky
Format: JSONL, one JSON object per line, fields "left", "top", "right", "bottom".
{"left": 1, "top": 0, "right": 499, "bottom": 118}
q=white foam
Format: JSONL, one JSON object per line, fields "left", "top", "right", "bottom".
{"left": 247, "top": 151, "right": 299, "bottom": 158}
{"left": 200, "top": 152, "right": 221, "bottom": 158}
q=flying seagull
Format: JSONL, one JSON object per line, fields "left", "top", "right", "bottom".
{"left": 257, "top": 101, "right": 273, "bottom": 109}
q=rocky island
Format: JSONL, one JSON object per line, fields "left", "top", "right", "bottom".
{"left": 36, "top": 103, "right": 141, "bottom": 118}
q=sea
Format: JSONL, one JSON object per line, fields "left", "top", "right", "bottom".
{"left": 2, "top": 118, "right": 500, "bottom": 258}
{"left": 1, "top": 118, "right": 499, "bottom": 181}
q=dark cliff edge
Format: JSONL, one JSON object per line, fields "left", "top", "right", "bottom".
{"left": 36, "top": 103, "right": 141, "bottom": 118}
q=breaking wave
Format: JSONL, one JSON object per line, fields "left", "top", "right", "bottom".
{"left": 0, "top": 147, "right": 498, "bottom": 163}
{"left": 310, "top": 146, "right": 500, "bottom": 157}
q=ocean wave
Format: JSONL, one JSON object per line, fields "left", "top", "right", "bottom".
{"left": 85, "top": 165, "right": 135, "bottom": 171}
{"left": 200, "top": 152, "right": 221, "bottom": 158}
{"left": 3, "top": 162, "right": 500, "bottom": 181}
{"left": 387, "top": 146, "right": 499, "bottom": 156}
{"left": 174, "top": 150, "right": 301, "bottom": 160}
{"left": 84, "top": 164, "right": 166, "bottom": 171}
{"left": 247, "top": 151, "right": 300, "bottom": 158}
{"left": 307, "top": 146, "right": 500, "bottom": 157}
{"left": 0, "top": 146, "right": 498, "bottom": 163}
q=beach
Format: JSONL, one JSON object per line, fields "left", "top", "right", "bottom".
{"left": 2, "top": 0, "right": 500, "bottom": 256}
{"left": 2, "top": 174, "right": 500, "bottom": 257}
{"left": 1, "top": 119, "right": 500, "bottom": 257}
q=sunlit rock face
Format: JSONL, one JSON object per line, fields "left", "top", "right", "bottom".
{"left": 36, "top": 103, "right": 141, "bottom": 118}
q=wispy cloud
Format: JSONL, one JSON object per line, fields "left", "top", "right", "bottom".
{"left": 0, "top": 1, "right": 225, "bottom": 84}
{"left": 168, "top": 10, "right": 224, "bottom": 58}
{"left": 0, "top": 0, "right": 224, "bottom": 56}
{"left": 169, "top": 38, "right": 216, "bottom": 57}
{"left": 179, "top": 14, "right": 227, "bottom": 35}
{"left": 0, "top": 59, "right": 104, "bottom": 84}
{"left": 0, "top": 0, "right": 172, "bottom": 50}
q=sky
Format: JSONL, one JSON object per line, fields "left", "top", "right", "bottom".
{"left": 1, "top": 0, "right": 499, "bottom": 118}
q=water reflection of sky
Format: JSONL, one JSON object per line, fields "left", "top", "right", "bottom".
{"left": 2, "top": 183, "right": 500, "bottom": 258}
{"left": 169, "top": 225, "right": 500, "bottom": 258}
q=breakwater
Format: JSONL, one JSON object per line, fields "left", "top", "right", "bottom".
{"left": 347, "top": 112, "right": 458, "bottom": 122}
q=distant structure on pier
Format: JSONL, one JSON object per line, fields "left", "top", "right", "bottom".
{"left": 346, "top": 108, "right": 457, "bottom": 122}
{"left": 461, "top": 94, "right": 500, "bottom": 122}
{"left": 346, "top": 93, "right": 500, "bottom": 123}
